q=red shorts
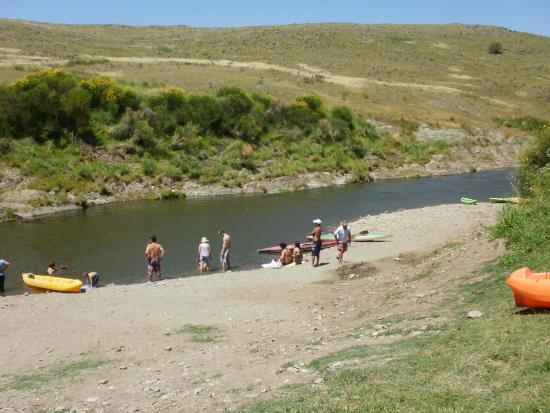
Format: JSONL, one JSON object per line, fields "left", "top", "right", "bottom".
{"left": 337, "top": 242, "right": 348, "bottom": 252}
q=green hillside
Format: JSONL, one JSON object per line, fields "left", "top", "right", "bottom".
{"left": 1, "top": 20, "right": 549, "bottom": 126}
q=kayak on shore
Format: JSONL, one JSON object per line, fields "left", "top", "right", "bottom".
{"left": 306, "top": 232, "right": 390, "bottom": 242}
{"left": 460, "top": 197, "right": 477, "bottom": 205}
{"left": 22, "top": 273, "right": 83, "bottom": 293}
{"left": 506, "top": 267, "right": 550, "bottom": 308}
{"left": 489, "top": 197, "right": 524, "bottom": 204}
{"left": 258, "top": 240, "right": 338, "bottom": 254}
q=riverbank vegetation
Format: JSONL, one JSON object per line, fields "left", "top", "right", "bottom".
{"left": 0, "top": 69, "right": 450, "bottom": 197}
{"left": 244, "top": 120, "right": 550, "bottom": 411}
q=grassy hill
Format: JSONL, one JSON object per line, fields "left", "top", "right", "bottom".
{"left": 1, "top": 20, "right": 549, "bottom": 126}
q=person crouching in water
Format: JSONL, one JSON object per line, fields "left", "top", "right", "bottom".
{"left": 197, "top": 237, "right": 211, "bottom": 274}
{"left": 83, "top": 272, "right": 100, "bottom": 287}
{"left": 334, "top": 220, "right": 352, "bottom": 263}
{"left": 292, "top": 242, "right": 303, "bottom": 265}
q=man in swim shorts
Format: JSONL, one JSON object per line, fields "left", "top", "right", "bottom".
{"left": 310, "top": 219, "right": 323, "bottom": 268}
{"left": 334, "top": 220, "right": 352, "bottom": 263}
{"left": 145, "top": 235, "right": 165, "bottom": 282}
{"left": 219, "top": 229, "right": 231, "bottom": 272}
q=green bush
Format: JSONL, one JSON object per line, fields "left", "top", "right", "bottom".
{"left": 488, "top": 42, "right": 504, "bottom": 55}
{"left": 141, "top": 158, "right": 159, "bottom": 176}
{"left": 108, "top": 122, "right": 132, "bottom": 141}
{"left": 330, "top": 106, "right": 355, "bottom": 139}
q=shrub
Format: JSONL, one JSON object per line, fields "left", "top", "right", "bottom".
{"left": 108, "top": 122, "right": 131, "bottom": 141}
{"left": 163, "top": 165, "right": 182, "bottom": 181}
{"left": 141, "top": 158, "right": 159, "bottom": 177}
{"left": 330, "top": 106, "right": 355, "bottom": 139}
{"left": 0, "top": 138, "right": 11, "bottom": 154}
{"left": 488, "top": 42, "right": 504, "bottom": 55}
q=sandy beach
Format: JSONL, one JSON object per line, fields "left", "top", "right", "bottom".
{"left": 0, "top": 203, "right": 506, "bottom": 412}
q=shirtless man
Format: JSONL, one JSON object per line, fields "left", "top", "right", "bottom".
{"left": 218, "top": 229, "right": 231, "bottom": 272}
{"left": 310, "top": 219, "right": 323, "bottom": 268}
{"left": 145, "top": 235, "right": 165, "bottom": 282}
{"left": 279, "top": 243, "right": 292, "bottom": 266}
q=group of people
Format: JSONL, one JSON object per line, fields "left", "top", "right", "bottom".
{"left": 144, "top": 229, "right": 231, "bottom": 281}
{"left": 0, "top": 219, "right": 352, "bottom": 294}
{"left": 265, "top": 218, "right": 352, "bottom": 269}
{"left": 47, "top": 262, "right": 100, "bottom": 287}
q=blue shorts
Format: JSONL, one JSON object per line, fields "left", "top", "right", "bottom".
{"left": 91, "top": 273, "right": 100, "bottom": 287}
{"left": 311, "top": 241, "right": 322, "bottom": 257}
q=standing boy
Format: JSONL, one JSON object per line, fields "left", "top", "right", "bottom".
{"left": 310, "top": 219, "right": 323, "bottom": 268}
{"left": 145, "top": 236, "right": 165, "bottom": 282}
{"left": 218, "top": 229, "right": 231, "bottom": 272}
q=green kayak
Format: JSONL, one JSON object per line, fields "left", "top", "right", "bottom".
{"left": 460, "top": 197, "right": 478, "bottom": 205}
{"left": 489, "top": 197, "right": 523, "bottom": 204}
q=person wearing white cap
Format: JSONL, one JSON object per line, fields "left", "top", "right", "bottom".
{"left": 334, "top": 220, "right": 352, "bottom": 263}
{"left": 197, "top": 236, "right": 211, "bottom": 274}
{"left": 310, "top": 218, "right": 323, "bottom": 267}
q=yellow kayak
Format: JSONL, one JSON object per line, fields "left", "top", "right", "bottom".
{"left": 22, "top": 273, "right": 83, "bottom": 293}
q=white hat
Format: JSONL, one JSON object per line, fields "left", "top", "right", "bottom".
{"left": 201, "top": 237, "right": 209, "bottom": 243}
{"left": 313, "top": 218, "right": 322, "bottom": 224}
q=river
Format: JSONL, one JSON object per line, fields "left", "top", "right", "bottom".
{"left": 1, "top": 169, "right": 517, "bottom": 292}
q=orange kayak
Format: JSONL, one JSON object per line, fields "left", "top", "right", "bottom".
{"left": 506, "top": 267, "right": 550, "bottom": 308}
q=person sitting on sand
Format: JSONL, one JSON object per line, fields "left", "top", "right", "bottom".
{"left": 47, "top": 262, "right": 67, "bottom": 275}
{"left": 197, "top": 237, "right": 211, "bottom": 274}
{"left": 83, "top": 272, "right": 100, "bottom": 287}
{"left": 279, "top": 243, "right": 292, "bottom": 266}
{"left": 292, "top": 242, "right": 303, "bottom": 265}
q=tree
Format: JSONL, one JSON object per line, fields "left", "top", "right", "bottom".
{"left": 488, "top": 42, "right": 504, "bottom": 55}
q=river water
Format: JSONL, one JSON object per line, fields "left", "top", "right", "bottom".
{"left": 1, "top": 169, "right": 517, "bottom": 292}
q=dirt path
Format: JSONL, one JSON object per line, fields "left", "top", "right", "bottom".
{"left": 0, "top": 49, "right": 513, "bottom": 106}
{"left": 0, "top": 203, "right": 505, "bottom": 412}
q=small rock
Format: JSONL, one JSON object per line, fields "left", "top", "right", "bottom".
{"left": 194, "top": 387, "right": 204, "bottom": 396}
{"left": 260, "top": 387, "right": 268, "bottom": 393}
{"left": 85, "top": 397, "right": 98, "bottom": 404}
{"left": 108, "top": 386, "right": 115, "bottom": 390}
{"left": 374, "top": 324, "right": 386, "bottom": 331}
{"left": 393, "top": 257, "right": 401, "bottom": 261}
{"left": 101, "top": 402, "right": 110, "bottom": 407}
{"left": 314, "top": 378, "right": 324, "bottom": 384}
{"left": 127, "top": 407, "right": 139, "bottom": 413}
{"left": 165, "top": 346, "right": 172, "bottom": 351}
{"left": 54, "top": 407, "right": 66, "bottom": 412}
{"left": 415, "top": 293, "right": 425, "bottom": 299}
{"left": 467, "top": 310, "right": 483, "bottom": 318}
{"left": 97, "top": 379, "right": 109, "bottom": 385}
{"left": 119, "top": 365, "right": 127, "bottom": 370}
{"left": 348, "top": 273, "right": 356, "bottom": 279}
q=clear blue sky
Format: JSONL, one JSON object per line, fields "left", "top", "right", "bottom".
{"left": 1, "top": 0, "right": 548, "bottom": 37}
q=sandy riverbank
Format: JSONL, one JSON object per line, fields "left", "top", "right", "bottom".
{"left": 0, "top": 203, "right": 506, "bottom": 412}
